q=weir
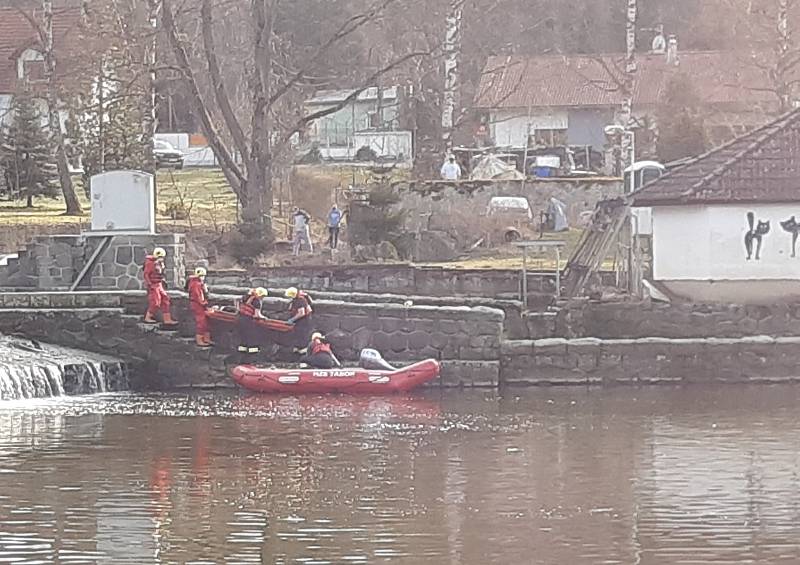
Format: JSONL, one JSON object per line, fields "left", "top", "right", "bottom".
{"left": 0, "top": 335, "right": 130, "bottom": 401}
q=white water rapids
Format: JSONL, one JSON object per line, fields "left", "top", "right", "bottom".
{"left": 0, "top": 335, "right": 129, "bottom": 401}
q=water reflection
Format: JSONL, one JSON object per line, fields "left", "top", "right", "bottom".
{"left": 1, "top": 387, "right": 800, "bottom": 563}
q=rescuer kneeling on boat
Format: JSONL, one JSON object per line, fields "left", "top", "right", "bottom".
{"left": 285, "top": 287, "right": 313, "bottom": 352}
{"left": 143, "top": 247, "right": 179, "bottom": 328}
{"left": 237, "top": 287, "right": 268, "bottom": 354}
{"left": 187, "top": 267, "right": 213, "bottom": 348}
{"left": 302, "top": 332, "right": 341, "bottom": 369}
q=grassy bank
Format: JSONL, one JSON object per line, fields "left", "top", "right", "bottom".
{"left": 0, "top": 167, "right": 586, "bottom": 270}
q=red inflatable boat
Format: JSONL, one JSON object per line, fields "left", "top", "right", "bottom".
{"left": 230, "top": 359, "right": 440, "bottom": 394}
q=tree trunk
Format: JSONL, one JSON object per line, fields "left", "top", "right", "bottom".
{"left": 776, "top": 0, "right": 792, "bottom": 111}
{"left": 619, "top": 0, "right": 637, "bottom": 172}
{"left": 26, "top": 192, "right": 33, "bottom": 208}
{"left": 43, "top": 0, "right": 82, "bottom": 215}
{"left": 162, "top": 0, "right": 245, "bottom": 198}
{"left": 441, "top": 0, "right": 463, "bottom": 156}
{"left": 244, "top": 0, "right": 275, "bottom": 233}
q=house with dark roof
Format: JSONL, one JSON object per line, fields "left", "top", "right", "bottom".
{"left": 0, "top": 5, "right": 80, "bottom": 124}
{"left": 632, "top": 109, "right": 800, "bottom": 304}
{"left": 473, "top": 48, "right": 783, "bottom": 167}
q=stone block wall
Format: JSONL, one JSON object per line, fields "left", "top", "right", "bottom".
{"left": 0, "top": 234, "right": 185, "bottom": 291}
{"left": 207, "top": 264, "right": 559, "bottom": 300}
{"left": 555, "top": 299, "right": 800, "bottom": 339}
{"left": 391, "top": 178, "right": 623, "bottom": 241}
{"left": 0, "top": 291, "right": 505, "bottom": 389}
{"left": 501, "top": 336, "right": 800, "bottom": 385}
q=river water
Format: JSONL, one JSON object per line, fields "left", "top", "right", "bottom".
{"left": 2, "top": 385, "right": 800, "bottom": 564}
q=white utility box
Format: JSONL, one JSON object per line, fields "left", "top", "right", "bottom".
{"left": 89, "top": 170, "right": 156, "bottom": 234}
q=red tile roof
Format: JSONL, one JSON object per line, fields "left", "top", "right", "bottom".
{"left": 633, "top": 108, "right": 800, "bottom": 206}
{"left": 474, "top": 52, "right": 780, "bottom": 110}
{"left": 0, "top": 6, "right": 81, "bottom": 94}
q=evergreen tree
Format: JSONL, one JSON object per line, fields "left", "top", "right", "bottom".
{"left": 0, "top": 90, "right": 59, "bottom": 207}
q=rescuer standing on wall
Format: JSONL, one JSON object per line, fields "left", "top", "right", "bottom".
{"left": 187, "top": 267, "right": 213, "bottom": 347}
{"left": 143, "top": 247, "right": 179, "bottom": 328}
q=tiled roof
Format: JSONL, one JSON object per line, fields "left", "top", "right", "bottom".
{"left": 474, "top": 51, "right": 779, "bottom": 110}
{"left": 0, "top": 6, "right": 80, "bottom": 94}
{"left": 633, "top": 108, "right": 800, "bottom": 206}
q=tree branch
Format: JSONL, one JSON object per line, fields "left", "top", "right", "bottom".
{"left": 162, "top": 0, "right": 245, "bottom": 190}
{"left": 264, "top": 0, "right": 396, "bottom": 112}
{"left": 200, "top": 0, "right": 249, "bottom": 160}
{"left": 282, "top": 48, "right": 430, "bottom": 143}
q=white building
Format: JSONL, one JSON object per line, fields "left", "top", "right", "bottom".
{"left": 473, "top": 52, "right": 783, "bottom": 171}
{"left": 633, "top": 110, "right": 800, "bottom": 304}
{"left": 304, "top": 86, "right": 413, "bottom": 163}
{"left": 0, "top": 6, "right": 80, "bottom": 126}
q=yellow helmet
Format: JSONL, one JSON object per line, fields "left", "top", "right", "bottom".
{"left": 311, "top": 332, "right": 323, "bottom": 341}
{"left": 254, "top": 287, "right": 268, "bottom": 298}
{"left": 153, "top": 247, "right": 166, "bottom": 258}
{"left": 285, "top": 287, "right": 298, "bottom": 298}
{"left": 194, "top": 267, "right": 207, "bottom": 277}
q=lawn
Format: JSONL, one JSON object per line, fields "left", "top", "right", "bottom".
{"left": 0, "top": 167, "right": 603, "bottom": 272}
{"left": 425, "top": 229, "right": 592, "bottom": 271}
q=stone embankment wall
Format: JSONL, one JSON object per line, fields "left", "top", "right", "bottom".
{"left": 0, "top": 234, "right": 185, "bottom": 291}
{"left": 4, "top": 290, "right": 800, "bottom": 389}
{"left": 393, "top": 178, "right": 623, "bottom": 229}
{"left": 207, "top": 264, "right": 545, "bottom": 299}
{"left": 0, "top": 291, "right": 504, "bottom": 389}
{"left": 504, "top": 298, "right": 800, "bottom": 385}
{"left": 521, "top": 299, "right": 800, "bottom": 340}
{"left": 502, "top": 336, "right": 800, "bottom": 385}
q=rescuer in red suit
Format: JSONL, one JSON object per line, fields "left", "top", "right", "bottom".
{"left": 187, "top": 267, "right": 213, "bottom": 347}
{"left": 142, "top": 247, "right": 178, "bottom": 328}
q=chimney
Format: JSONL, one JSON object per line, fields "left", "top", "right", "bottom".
{"left": 666, "top": 34, "right": 679, "bottom": 65}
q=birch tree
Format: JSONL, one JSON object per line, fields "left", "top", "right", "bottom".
{"left": 441, "top": 0, "right": 464, "bottom": 155}
{"left": 43, "top": 0, "right": 82, "bottom": 215}
{"left": 620, "top": 0, "right": 637, "bottom": 169}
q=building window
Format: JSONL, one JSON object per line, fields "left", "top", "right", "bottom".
{"left": 367, "top": 111, "right": 381, "bottom": 129}
{"left": 532, "top": 128, "right": 568, "bottom": 147}
{"left": 19, "top": 51, "right": 46, "bottom": 83}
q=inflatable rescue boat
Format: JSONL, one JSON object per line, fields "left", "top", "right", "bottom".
{"left": 230, "top": 349, "right": 440, "bottom": 394}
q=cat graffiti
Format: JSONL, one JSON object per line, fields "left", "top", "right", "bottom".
{"left": 780, "top": 216, "right": 800, "bottom": 258}
{"left": 744, "top": 211, "right": 770, "bottom": 260}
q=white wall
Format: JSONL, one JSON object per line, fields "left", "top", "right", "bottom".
{"left": 0, "top": 95, "right": 11, "bottom": 127}
{"left": 354, "top": 131, "right": 412, "bottom": 160}
{"left": 490, "top": 109, "right": 569, "bottom": 147}
{"left": 155, "top": 133, "right": 190, "bottom": 150}
{"left": 651, "top": 204, "right": 800, "bottom": 281}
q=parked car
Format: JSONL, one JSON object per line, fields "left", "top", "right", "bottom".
{"left": 153, "top": 139, "right": 184, "bottom": 169}
{"left": 484, "top": 196, "right": 535, "bottom": 245}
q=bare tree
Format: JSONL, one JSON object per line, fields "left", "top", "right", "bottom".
{"left": 17, "top": 0, "right": 85, "bottom": 215}
{"left": 160, "top": 0, "right": 429, "bottom": 251}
